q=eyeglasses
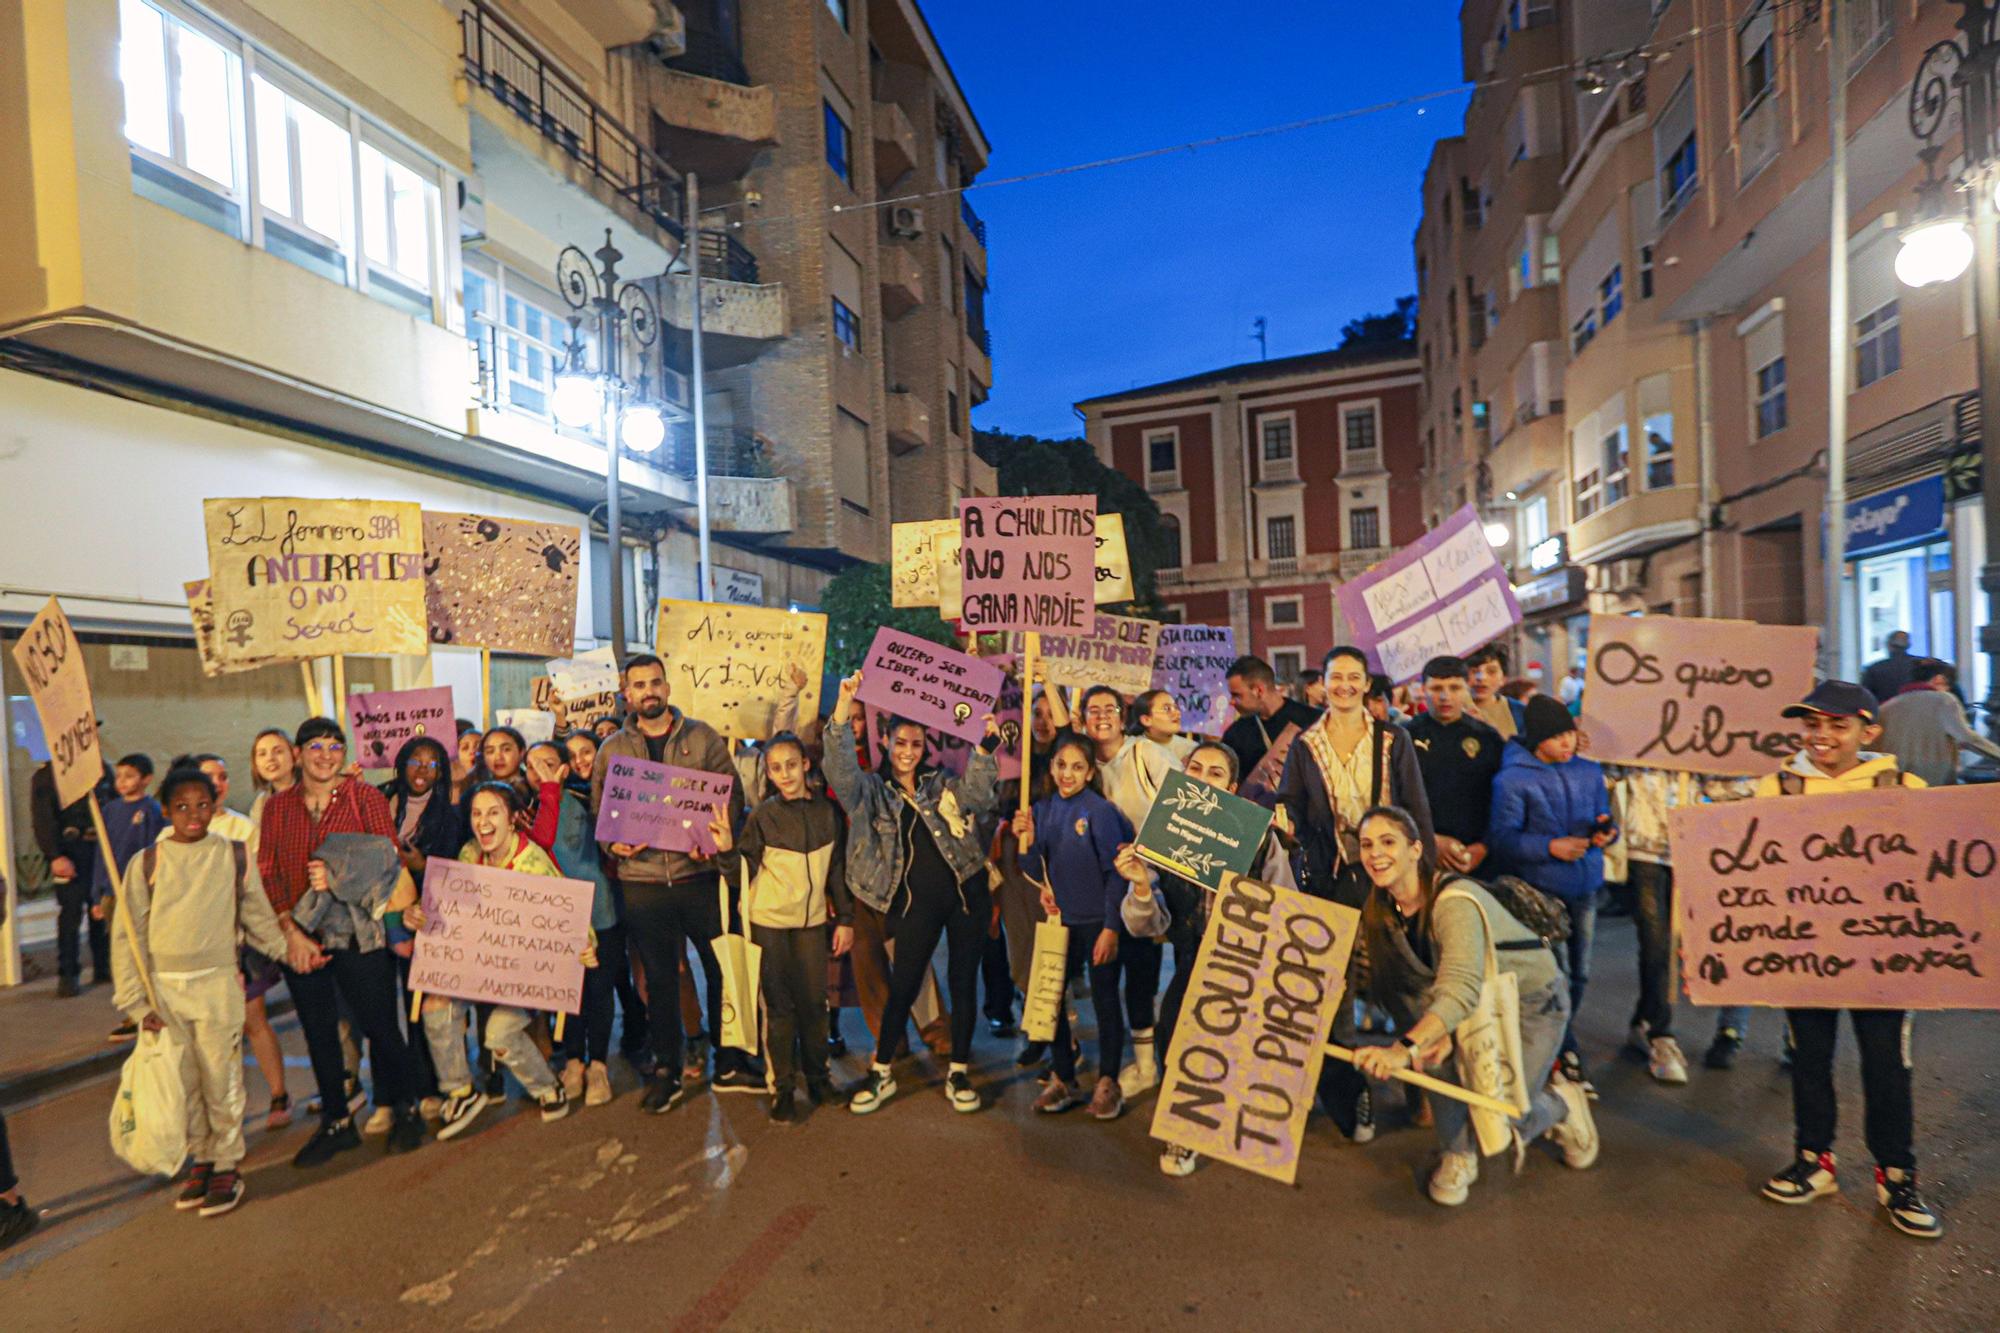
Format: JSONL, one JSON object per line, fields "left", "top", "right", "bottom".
{"left": 304, "top": 741, "right": 347, "bottom": 755}
{"left": 405, "top": 759, "right": 442, "bottom": 773}
{"left": 1083, "top": 706, "right": 1123, "bottom": 719}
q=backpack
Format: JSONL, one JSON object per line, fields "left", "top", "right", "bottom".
{"left": 1776, "top": 766, "right": 1904, "bottom": 794}
{"left": 1472, "top": 873, "right": 1571, "bottom": 950}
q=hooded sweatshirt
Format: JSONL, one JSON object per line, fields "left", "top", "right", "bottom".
{"left": 1752, "top": 750, "right": 1926, "bottom": 798}
{"left": 737, "top": 790, "right": 852, "bottom": 930}
{"left": 1017, "top": 786, "right": 1132, "bottom": 926}
{"left": 1485, "top": 738, "right": 1613, "bottom": 901}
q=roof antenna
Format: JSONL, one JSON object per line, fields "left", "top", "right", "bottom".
{"left": 1251, "top": 316, "right": 1268, "bottom": 361}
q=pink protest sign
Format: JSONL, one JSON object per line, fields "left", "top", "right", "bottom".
{"left": 1670, "top": 783, "right": 2000, "bottom": 1010}
{"left": 593, "top": 755, "right": 733, "bottom": 855}
{"left": 956, "top": 495, "right": 1096, "bottom": 633}
{"left": 408, "top": 858, "right": 592, "bottom": 1012}
{"left": 346, "top": 685, "right": 454, "bottom": 769}
{"left": 855, "top": 627, "right": 1004, "bottom": 744}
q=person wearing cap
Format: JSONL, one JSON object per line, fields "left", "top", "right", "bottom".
{"left": 1485, "top": 692, "right": 1616, "bottom": 1093}
{"left": 1751, "top": 680, "right": 1941, "bottom": 1239}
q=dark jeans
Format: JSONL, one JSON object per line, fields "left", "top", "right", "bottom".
{"left": 1309, "top": 866, "right": 1370, "bottom": 1127}
{"left": 0, "top": 1107, "right": 14, "bottom": 1193}
{"left": 561, "top": 923, "right": 628, "bottom": 1066}
{"left": 392, "top": 952, "right": 439, "bottom": 1100}
{"left": 1787, "top": 1008, "right": 1916, "bottom": 1170}
{"left": 285, "top": 946, "right": 421, "bottom": 1120}
{"left": 1559, "top": 895, "right": 1599, "bottom": 1059}
{"left": 1628, "top": 860, "right": 1675, "bottom": 1039}
{"left": 55, "top": 877, "right": 109, "bottom": 983}
{"left": 980, "top": 926, "right": 1014, "bottom": 1022}
{"left": 1051, "top": 922, "right": 1125, "bottom": 1084}
{"left": 611, "top": 927, "right": 649, "bottom": 1056}
{"left": 1122, "top": 934, "right": 1161, "bottom": 1033}
{"left": 753, "top": 924, "right": 831, "bottom": 1089}
{"left": 1157, "top": 931, "right": 1198, "bottom": 1057}
{"left": 623, "top": 877, "right": 729, "bottom": 1075}
{"left": 875, "top": 876, "right": 990, "bottom": 1066}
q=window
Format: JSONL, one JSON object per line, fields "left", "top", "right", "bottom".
{"left": 1520, "top": 495, "right": 1550, "bottom": 549}
{"left": 1571, "top": 309, "right": 1597, "bottom": 354}
{"left": 358, "top": 141, "right": 438, "bottom": 313}
{"left": 1603, "top": 425, "right": 1630, "bottom": 506}
{"left": 1655, "top": 75, "right": 1698, "bottom": 219}
{"left": 1755, "top": 357, "right": 1788, "bottom": 438}
{"left": 1261, "top": 416, "right": 1295, "bottom": 470}
{"left": 119, "top": 0, "right": 243, "bottom": 234}
{"left": 464, "top": 259, "right": 588, "bottom": 423}
{"left": 1343, "top": 406, "right": 1379, "bottom": 465}
{"left": 1147, "top": 432, "right": 1178, "bottom": 485}
{"left": 1159, "top": 514, "right": 1183, "bottom": 569}
{"left": 964, "top": 267, "right": 988, "bottom": 349}
{"left": 1599, "top": 265, "right": 1623, "bottom": 325}
{"left": 1266, "top": 516, "right": 1297, "bottom": 560}
{"left": 1855, "top": 300, "right": 1901, "bottom": 388}
{"left": 1639, "top": 245, "right": 1654, "bottom": 298}
{"left": 831, "top": 296, "right": 860, "bottom": 349}
{"left": 1575, "top": 468, "right": 1602, "bottom": 519}
{"left": 1268, "top": 598, "right": 1303, "bottom": 628}
{"left": 252, "top": 73, "right": 349, "bottom": 280}
{"left": 1349, "top": 506, "right": 1381, "bottom": 550}
{"left": 823, "top": 99, "right": 852, "bottom": 184}
{"left": 833, "top": 407, "right": 871, "bottom": 513}
{"left": 1272, "top": 648, "right": 1305, "bottom": 681}
{"left": 1643, "top": 412, "right": 1674, "bottom": 489}
{"left": 824, "top": 0, "right": 848, "bottom": 28}
{"left": 1739, "top": 4, "right": 1776, "bottom": 107}
{"left": 1846, "top": 0, "right": 1893, "bottom": 71}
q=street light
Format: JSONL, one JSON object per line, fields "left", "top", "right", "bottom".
{"left": 553, "top": 230, "right": 667, "bottom": 654}
{"left": 1484, "top": 520, "right": 1511, "bottom": 548}
{"left": 1898, "top": 5, "right": 2000, "bottom": 734}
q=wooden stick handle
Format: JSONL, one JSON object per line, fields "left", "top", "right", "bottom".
{"left": 553, "top": 1012, "right": 566, "bottom": 1043}
{"left": 1322, "top": 1043, "right": 1521, "bottom": 1119}
{"left": 333, "top": 654, "right": 347, "bottom": 720}
{"left": 1017, "top": 632, "right": 1038, "bottom": 815}
{"left": 300, "top": 660, "right": 323, "bottom": 718}
{"left": 481, "top": 648, "right": 493, "bottom": 729}
{"left": 409, "top": 988, "right": 423, "bottom": 1024}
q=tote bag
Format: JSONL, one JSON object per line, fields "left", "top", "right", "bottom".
{"left": 1436, "top": 885, "right": 1532, "bottom": 1157}
{"left": 716, "top": 865, "right": 764, "bottom": 1055}
{"left": 1020, "top": 916, "right": 1070, "bottom": 1043}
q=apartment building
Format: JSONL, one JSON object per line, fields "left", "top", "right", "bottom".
{"left": 1416, "top": 1, "right": 1983, "bottom": 695}
{"left": 0, "top": 0, "right": 989, "bottom": 909}
{"left": 1078, "top": 348, "right": 1425, "bottom": 684}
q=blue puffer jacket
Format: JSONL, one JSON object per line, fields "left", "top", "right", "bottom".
{"left": 1484, "top": 741, "right": 1613, "bottom": 901}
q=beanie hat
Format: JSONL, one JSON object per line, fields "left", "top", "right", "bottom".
{"left": 1522, "top": 694, "right": 1577, "bottom": 752}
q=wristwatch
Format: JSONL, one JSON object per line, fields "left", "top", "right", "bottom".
{"left": 1398, "top": 1034, "right": 1421, "bottom": 1063}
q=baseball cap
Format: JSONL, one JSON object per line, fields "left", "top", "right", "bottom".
{"left": 1780, "top": 680, "right": 1880, "bottom": 724}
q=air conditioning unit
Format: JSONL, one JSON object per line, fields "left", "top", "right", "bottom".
{"left": 889, "top": 205, "right": 925, "bottom": 238}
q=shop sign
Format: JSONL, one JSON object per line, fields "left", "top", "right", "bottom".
{"left": 1526, "top": 532, "right": 1568, "bottom": 574}
{"left": 1514, "top": 566, "right": 1586, "bottom": 615}
{"left": 1845, "top": 476, "right": 1946, "bottom": 560}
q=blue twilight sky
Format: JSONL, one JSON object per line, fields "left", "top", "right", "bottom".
{"left": 920, "top": 1, "right": 1470, "bottom": 440}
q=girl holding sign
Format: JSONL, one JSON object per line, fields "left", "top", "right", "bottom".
{"left": 1348, "top": 806, "right": 1598, "bottom": 1208}
{"left": 404, "top": 782, "right": 579, "bottom": 1139}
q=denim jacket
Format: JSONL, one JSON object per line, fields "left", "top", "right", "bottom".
{"left": 823, "top": 734, "right": 999, "bottom": 914}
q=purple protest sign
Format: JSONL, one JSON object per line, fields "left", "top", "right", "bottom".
{"left": 1151, "top": 624, "right": 1236, "bottom": 736}
{"left": 1333, "top": 504, "right": 1522, "bottom": 683}
{"left": 346, "top": 686, "right": 454, "bottom": 769}
{"left": 408, "top": 858, "right": 592, "bottom": 1012}
{"left": 593, "top": 755, "right": 734, "bottom": 855}
{"left": 855, "top": 627, "right": 1004, "bottom": 744}
{"left": 988, "top": 652, "right": 1025, "bottom": 783}
{"left": 955, "top": 495, "right": 1096, "bottom": 633}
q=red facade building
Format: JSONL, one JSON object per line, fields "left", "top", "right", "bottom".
{"left": 1078, "top": 347, "right": 1424, "bottom": 683}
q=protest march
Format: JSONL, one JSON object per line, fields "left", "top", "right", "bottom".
{"left": 6, "top": 491, "right": 1992, "bottom": 1257}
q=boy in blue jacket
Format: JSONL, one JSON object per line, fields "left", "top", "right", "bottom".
{"left": 1486, "top": 695, "right": 1616, "bottom": 1088}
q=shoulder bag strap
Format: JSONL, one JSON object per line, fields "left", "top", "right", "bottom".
{"left": 1435, "top": 883, "right": 1503, "bottom": 986}
{"left": 143, "top": 843, "right": 158, "bottom": 889}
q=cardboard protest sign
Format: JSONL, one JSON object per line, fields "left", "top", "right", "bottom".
{"left": 1670, "top": 783, "right": 2000, "bottom": 1010}
{"left": 184, "top": 580, "right": 273, "bottom": 676}
{"left": 1334, "top": 505, "right": 1521, "bottom": 682}
{"left": 1029, "top": 613, "right": 1162, "bottom": 695}
{"left": 1134, "top": 769, "right": 1275, "bottom": 890}
{"left": 891, "top": 518, "right": 960, "bottom": 610}
{"left": 956, "top": 495, "right": 1096, "bottom": 633}
{"left": 594, "top": 755, "right": 734, "bottom": 855}
{"left": 1093, "top": 513, "right": 1135, "bottom": 604}
{"left": 203, "top": 498, "right": 428, "bottom": 662}
{"left": 989, "top": 653, "right": 1025, "bottom": 783}
{"left": 494, "top": 708, "right": 557, "bottom": 745}
{"left": 1151, "top": 624, "right": 1237, "bottom": 735}
{"left": 1579, "top": 615, "right": 1818, "bottom": 777}
{"left": 545, "top": 646, "right": 620, "bottom": 728}
{"left": 1150, "top": 872, "right": 1359, "bottom": 1184}
{"left": 855, "top": 628, "right": 1003, "bottom": 745}
{"left": 408, "top": 858, "right": 592, "bottom": 1012}
{"left": 11, "top": 598, "right": 103, "bottom": 807}
{"left": 654, "top": 599, "right": 827, "bottom": 740}
{"left": 422, "top": 511, "right": 580, "bottom": 656}
{"left": 863, "top": 704, "right": 974, "bottom": 777}
{"left": 347, "top": 685, "right": 454, "bottom": 769}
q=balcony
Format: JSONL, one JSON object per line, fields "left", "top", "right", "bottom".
{"left": 961, "top": 195, "right": 987, "bottom": 250}
{"left": 1569, "top": 486, "right": 1700, "bottom": 567}
{"left": 965, "top": 322, "right": 992, "bottom": 385}
{"left": 461, "top": 0, "right": 683, "bottom": 235}
{"left": 649, "top": 12, "right": 777, "bottom": 182}
{"left": 887, "top": 389, "right": 932, "bottom": 453}
{"left": 875, "top": 101, "right": 918, "bottom": 183}
{"left": 1340, "top": 547, "right": 1392, "bottom": 580}
{"left": 1487, "top": 412, "right": 1567, "bottom": 502}
{"left": 1265, "top": 557, "right": 1300, "bottom": 578}
{"left": 880, "top": 243, "right": 924, "bottom": 318}
{"left": 1156, "top": 567, "right": 1185, "bottom": 587}
{"left": 655, "top": 256, "right": 787, "bottom": 367}
{"left": 695, "top": 228, "right": 758, "bottom": 283}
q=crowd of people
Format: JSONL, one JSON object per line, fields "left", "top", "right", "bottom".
{"left": 3, "top": 628, "right": 1963, "bottom": 1250}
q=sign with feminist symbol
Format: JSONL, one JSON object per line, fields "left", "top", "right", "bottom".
{"left": 855, "top": 627, "right": 1004, "bottom": 745}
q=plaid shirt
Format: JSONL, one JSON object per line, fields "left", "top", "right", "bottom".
{"left": 257, "top": 778, "right": 396, "bottom": 918}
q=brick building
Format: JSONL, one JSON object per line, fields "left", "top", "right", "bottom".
{"left": 1078, "top": 347, "right": 1425, "bottom": 683}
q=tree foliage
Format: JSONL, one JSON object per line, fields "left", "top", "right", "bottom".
{"left": 973, "top": 429, "right": 1169, "bottom": 614}
{"left": 819, "top": 561, "right": 959, "bottom": 677}
{"left": 1338, "top": 296, "right": 1418, "bottom": 353}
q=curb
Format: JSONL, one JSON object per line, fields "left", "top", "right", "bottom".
{"left": 0, "top": 997, "right": 296, "bottom": 1110}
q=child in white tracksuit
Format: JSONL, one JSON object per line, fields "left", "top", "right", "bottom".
{"left": 115, "top": 765, "right": 288, "bottom": 1217}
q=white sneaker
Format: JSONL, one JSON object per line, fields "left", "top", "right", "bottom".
{"left": 849, "top": 1066, "right": 897, "bottom": 1115}
{"left": 1647, "top": 1035, "right": 1690, "bottom": 1086}
{"left": 1159, "top": 1144, "right": 1200, "bottom": 1178}
{"left": 1428, "top": 1150, "right": 1480, "bottom": 1206}
{"left": 584, "top": 1061, "right": 614, "bottom": 1107}
{"left": 560, "top": 1061, "right": 586, "bottom": 1102}
{"left": 944, "top": 1070, "right": 981, "bottom": 1114}
{"left": 1547, "top": 1078, "right": 1600, "bottom": 1169}
{"left": 1118, "top": 1033, "right": 1160, "bottom": 1100}
{"left": 361, "top": 1104, "right": 394, "bottom": 1136}
{"left": 434, "top": 1087, "right": 490, "bottom": 1141}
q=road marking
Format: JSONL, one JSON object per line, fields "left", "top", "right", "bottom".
{"left": 669, "top": 1203, "right": 819, "bottom": 1332}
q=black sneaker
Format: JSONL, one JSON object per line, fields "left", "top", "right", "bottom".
{"left": 1876, "top": 1167, "right": 1943, "bottom": 1239}
{"left": 768, "top": 1091, "right": 796, "bottom": 1124}
{"left": 175, "top": 1162, "right": 214, "bottom": 1211}
{"left": 1015, "top": 1040, "right": 1049, "bottom": 1068}
{"left": 1558, "top": 1049, "right": 1599, "bottom": 1101}
{"left": 712, "top": 1066, "right": 763, "bottom": 1095}
{"left": 0, "top": 1196, "right": 37, "bottom": 1251}
{"left": 1705, "top": 1029, "right": 1742, "bottom": 1070}
{"left": 385, "top": 1106, "right": 426, "bottom": 1154}
{"left": 107, "top": 1019, "right": 138, "bottom": 1044}
{"left": 640, "top": 1073, "right": 689, "bottom": 1115}
{"left": 293, "top": 1117, "right": 361, "bottom": 1169}
{"left": 198, "top": 1169, "right": 244, "bottom": 1218}
{"left": 805, "top": 1078, "right": 849, "bottom": 1109}
{"left": 55, "top": 976, "right": 80, "bottom": 998}
{"left": 1762, "top": 1149, "right": 1839, "bottom": 1205}
{"left": 987, "top": 1016, "right": 1016, "bottom": 1038}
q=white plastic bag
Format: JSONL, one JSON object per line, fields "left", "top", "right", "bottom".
{"left": 108, "top": 1026, "right": 189, "bottom": 1177}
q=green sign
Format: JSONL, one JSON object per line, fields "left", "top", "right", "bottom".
{"left": 1133, "top": 769, "right": 1275, "bottom": 891}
